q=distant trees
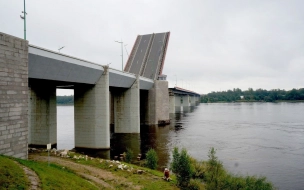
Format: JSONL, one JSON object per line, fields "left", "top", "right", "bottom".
{"left": 57, "top": 95, "right": 74, "bottom": 105}
{"left": 201, "top": 88, "right": 304, "bottom": 103}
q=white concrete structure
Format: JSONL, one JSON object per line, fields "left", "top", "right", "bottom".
{"left": 169, "top": 87, "right": 201, "bottom": 113}
{"left": 74, "top": 66, "right": 110, "bottom": 149}
{"left": 29, "top": 85, "right": 57, "bottom": 147}
{"left": 113, "top": 77, "right": 140, "bottom": 133}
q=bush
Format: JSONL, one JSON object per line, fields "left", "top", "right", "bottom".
{"left": 171, "top": 147, "right": 193, "bottom": 188}
{"left": 188, "top": 179, "right": 205, "bottom": 190}
{"left": 125, "top": 148, "right": 133, "bottom": 163}
{"left": 204, "top": 147, "right": 274, "bottom": 190}
{"left": 145, "top": 148, "right": 158, "bottom": 169}
{"left": 190, "top": 157, "right": 207, "bottom": 179}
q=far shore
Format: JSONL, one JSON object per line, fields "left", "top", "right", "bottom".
{"left": 201, "top": 100, "right": 304, "bottom": 103}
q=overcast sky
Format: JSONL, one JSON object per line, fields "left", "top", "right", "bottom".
{"left": 1, "top": 0, "right": 303, "bottom": 95}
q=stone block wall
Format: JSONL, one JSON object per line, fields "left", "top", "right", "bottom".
{"left": 0, "top": 32, "right": 28, "bottom": 159}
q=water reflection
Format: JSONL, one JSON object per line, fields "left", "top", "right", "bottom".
{"left": 72, "top": 111, "right": 194, "bottom": 170}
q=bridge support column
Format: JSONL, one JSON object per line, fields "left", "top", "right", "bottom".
{"left": 169, "top": 92, "right": 175, "bottom": 114}
{"left": 183, "top": 95, "right": 190, "bottom": 112}
{"left": 175, "top": 95, "right": 182, "bottom": 113}
{"left": 114, "top": 77, "right": 140, "bottom": 133}
{"left": 197, "top": 96, "right": 200, "bottom": 105}
{"left": 74, "top": 66, "right": 110, "bottom": 149}
{"left": 144, "top": 80, "right": 169, "bottom": 125}
{"left": 190, "top": 95, "right": 196, "bottom": 108}
{"left": 29, "top": 85, "right": 57, "bottom": 147}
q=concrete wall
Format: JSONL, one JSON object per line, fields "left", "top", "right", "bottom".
{"left": 29, "top": 85, "right": 57, "bottom": 147}
{"left": 0, "top": 32, "right": 28, "bottom": 159}
{"left": 113, "top": 77, "right": 140, "bottom": 133}
{"left": 74, "top": 66, "right": 110, "bottom": 149}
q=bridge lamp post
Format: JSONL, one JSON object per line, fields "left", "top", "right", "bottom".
{"left": 58, "top": 46, "right": 65, "bottom": 53}
{"left": 20, "top": 0, "right": 27, "bottom": 40}
{"left": 115, "top": 40, "right": 123, "bottom": 71}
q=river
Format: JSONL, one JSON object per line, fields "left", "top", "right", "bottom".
{"left": 57, "top": 102, "right": 304, "bottom": 190}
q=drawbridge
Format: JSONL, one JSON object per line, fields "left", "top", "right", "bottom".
{"left": 124, "top": 32, "right": 170, "bottom": 80}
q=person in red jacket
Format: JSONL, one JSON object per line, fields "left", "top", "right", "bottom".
{"left": 164, "top": 168, "right": 170, "bottom": 181}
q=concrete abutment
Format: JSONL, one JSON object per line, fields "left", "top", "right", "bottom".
{"left": 0, "top": 32, "right": 29, "bottom": 159}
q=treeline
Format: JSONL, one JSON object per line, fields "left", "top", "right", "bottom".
{"left": 57, "top": 95, "right": 74, "bottom": 105}
{"left": 201, "top": 88, "right": 304, "bottom": 103}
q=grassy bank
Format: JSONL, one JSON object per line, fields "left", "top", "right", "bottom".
{"left": 0, "top": 155, "right": 29, "bottom": 189}
{"left": 16, "top": 159, "right": 98, "bottom": 190}
{"left": 1, "top": 148, "right": 275, "bottom": 189}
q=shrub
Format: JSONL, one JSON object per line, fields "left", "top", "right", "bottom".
{"left": 171, "top": 147, "right": 193, "bottom": 188}
{"left": 190, "top": 157, "right": 207, "bottom": 179}
{"left": 145, "top": 148, "right": 158, "bottom": 169}
{"left": 204, "top": 147, "right": 274, "bottom": 190}
{"left": 125, "top": 148, "right": 133, "bottom": 163}
{"left": 188, "top": 179, "right": 205, "bottom": 190}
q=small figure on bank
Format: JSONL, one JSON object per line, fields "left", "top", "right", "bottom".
{"left": 163, "top": 168, "right": 170, "bottom": 181}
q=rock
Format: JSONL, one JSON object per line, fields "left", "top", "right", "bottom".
{"left": 109, "top": 165, "right": 113, "bottom": 168}
{"left": 51, "top": 148, "right": 57, "bottom": 153}
{"left": 137, "top": 170, "right": 144, "bottom": 174}
{"left": 118, "top": 164, "right": 123, "bottom": 170}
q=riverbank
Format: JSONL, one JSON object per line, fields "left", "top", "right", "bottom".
{"left": 1, "top": 147, "right": 275, "bottom": 189}
{"left": 1, "top": 151, "right": 178, "bottom": 190}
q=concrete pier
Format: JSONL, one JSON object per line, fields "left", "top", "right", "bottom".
{"left": 29, "top": 85, "right": 57, "bottom": 147}
{"left": 169, "top": 92, "right": 175, "bottom": 114}
{"left": 145, "top": 80, "right": 170, "bottom": 125}
{"left": 175, "top": 94, "right": 182, "bottom": 113}
{"left": 113, "top": 77, "right": 140, "bottom": 133}
{"left": 74, "top": 66, "right": 110, "bottom": 149}
{"left": 183, "top": 95, "right": 190, "bottom": 112}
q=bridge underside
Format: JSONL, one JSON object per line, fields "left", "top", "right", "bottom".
{"left": 169, "top": 87, "right": 201, "bottom": 114}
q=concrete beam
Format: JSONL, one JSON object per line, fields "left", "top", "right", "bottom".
{"left": 74, "top": 66, "right": 110, "bottom": 149}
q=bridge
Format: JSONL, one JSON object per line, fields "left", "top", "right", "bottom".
{"left": 0, "top": 32, "right": 200, "bottom": 159}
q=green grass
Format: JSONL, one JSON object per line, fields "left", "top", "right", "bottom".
{"left": 0, "top": 155, "right": 29, "bottom": 190}
{"left": 67, "top": 152, "right": 178, "bottom": 190}
{"left": 15, "top": 158, "right": 98, "bottom": 190}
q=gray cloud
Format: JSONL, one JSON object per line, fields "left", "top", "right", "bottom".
{"left": 1, "top": 0, "right": 303, "bottom": 94}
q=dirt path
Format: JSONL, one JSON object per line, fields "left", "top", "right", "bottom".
{"left": 14, "top": 161, "right": 41, "bottom": 190}
{"left": 29, "top": 155, "right": 141, "bottom": 190}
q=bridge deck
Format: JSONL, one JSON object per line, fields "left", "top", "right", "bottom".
{"left": 28, "top": 45, "right": 154, "bottom": 90}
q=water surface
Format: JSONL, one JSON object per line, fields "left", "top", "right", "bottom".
{"left": 57, "top": 102, "right": 304, "bottom": 190}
